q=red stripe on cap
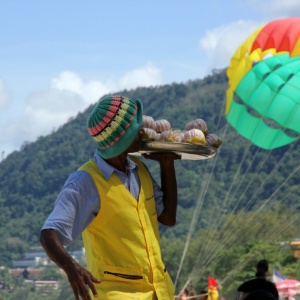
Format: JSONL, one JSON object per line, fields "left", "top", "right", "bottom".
{"left": 88, "top": 99, "right": 122, "bottom": 135}
{"left": 113, "top": 95, "right": 123, "bottom": 101}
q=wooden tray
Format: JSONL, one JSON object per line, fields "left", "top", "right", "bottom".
{"left": 130, "top": 141, "right": 218, "bottom": 160}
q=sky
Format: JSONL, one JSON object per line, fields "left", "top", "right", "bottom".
{"left": 1, "top": 0, "right": 300, "bottom": 158}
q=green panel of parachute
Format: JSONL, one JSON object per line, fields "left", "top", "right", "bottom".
{"left": 226, "top": 54, "right": 300, "bottom": 150}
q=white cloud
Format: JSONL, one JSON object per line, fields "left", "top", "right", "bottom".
{"left": 0, "top": 79, "right": 11, "bottom": 111}
{"left": 24, "top": 89, "right": 85, "bottom": 135}
{"left": 0, "top": 123, "right": 19, "bottom": 158}
{"left": 0, "top": 64, "right": 163, "bottom": 158}
{"left": 28, "top": 64, "right": 162, "bottom": 135}
{"left": 118, "top": 63, "right": 162, "bottom": 90}
{"left": 199, "top": 20, "right": 265, "bottom": 70}
{"left": 0, "top": 89, "right": 85, "bottom": 157}
{"left": 50, "top": 71, "right": 110, "bottom": 105}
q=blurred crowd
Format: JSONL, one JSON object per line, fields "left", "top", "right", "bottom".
{"left": 176, "top": 259, "right": 288, "bottom": 300}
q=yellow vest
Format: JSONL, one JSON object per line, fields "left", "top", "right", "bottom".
{"left": 79, "top": 156, "right": 175, "bottom": 300}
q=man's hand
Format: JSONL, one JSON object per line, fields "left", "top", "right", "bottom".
{"left": 66, "top": 264, "right": 101, "bottom": 300}
{"left": 40, "top": 229, "right": 101, "bottom": 300}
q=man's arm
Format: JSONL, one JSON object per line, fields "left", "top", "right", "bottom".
{"left": 40, "top": 229, "right": 100, "bottom": 300}
{"left": 142, "top": 152, "right": 179, "bottom": 226}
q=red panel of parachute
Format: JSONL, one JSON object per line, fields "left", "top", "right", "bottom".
{"left": 251, "top": 18, "right": 300, "bottom": 53}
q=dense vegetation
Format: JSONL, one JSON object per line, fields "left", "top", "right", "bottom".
{"left": 0, "top": 208, "right": 299, "bottom": 299}
{"left": 1, "top": 69, "right": 300, "bottom": 298}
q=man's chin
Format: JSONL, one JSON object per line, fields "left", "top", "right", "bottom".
{"left": 127, "top": 143, "right": 141, "bottom": 154}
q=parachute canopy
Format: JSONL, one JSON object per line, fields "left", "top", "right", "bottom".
{"left": 226, "top": 18, "right": 300, "bottom": 150}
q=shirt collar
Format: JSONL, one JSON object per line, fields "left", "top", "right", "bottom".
{"left": 93, "top": 152, "right": 139, "bottom": 180}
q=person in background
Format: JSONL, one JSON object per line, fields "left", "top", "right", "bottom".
{"left": 243, "top": 289, "right": 276, "bottom": 300}
{"left": 207, "top": 276, "right": 219, "bottom": 300}
{"left": 188, "top": 282, "right": 196, "bottom": 299}
{"left": 179, "top": 288, "right": 189, "bottom": 300}
{"left": 237, "top": 259, "right": 279, "bottom": 300}
{"left": 256, "top": 259, "right": 269, "bottom": 278}
{"left": 199, "top": 290, "right": 208, "bottom": 300}
{"left": 40, "top": 95, "right": 180, "bottom": 300}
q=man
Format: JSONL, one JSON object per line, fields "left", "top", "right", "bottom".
{"left": 179, "top": 289, "right": 189, "bottom": 300}
{"left": 243, "top": 290, "right": 276, "bottom": 300}
{"left": 199, "top": 290, "right": 208, "bottom": 300}
{"left": 40, "top": 95, "right": 179, "bottom": 300}
{"left": 237, "top": 259, "right": 279, "bottom": 300}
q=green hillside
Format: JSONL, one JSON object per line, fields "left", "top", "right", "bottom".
{"left": 1, "top": 69, "right": 300, "bottom": 297}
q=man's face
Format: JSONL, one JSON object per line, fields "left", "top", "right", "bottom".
{"left": 126, "top": 128, "right": 144, "bottom": 153}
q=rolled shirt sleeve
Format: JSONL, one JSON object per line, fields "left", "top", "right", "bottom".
{"left": 41, "top": 170, "right": 100, "bottom": 245}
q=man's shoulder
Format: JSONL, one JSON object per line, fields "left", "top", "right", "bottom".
{"left": 237, "top": 278, "right": 278, "bottom": 296}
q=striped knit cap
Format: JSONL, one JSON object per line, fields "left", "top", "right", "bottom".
{"left": 87, "top": 95, "right": 143, "bottom": 159}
